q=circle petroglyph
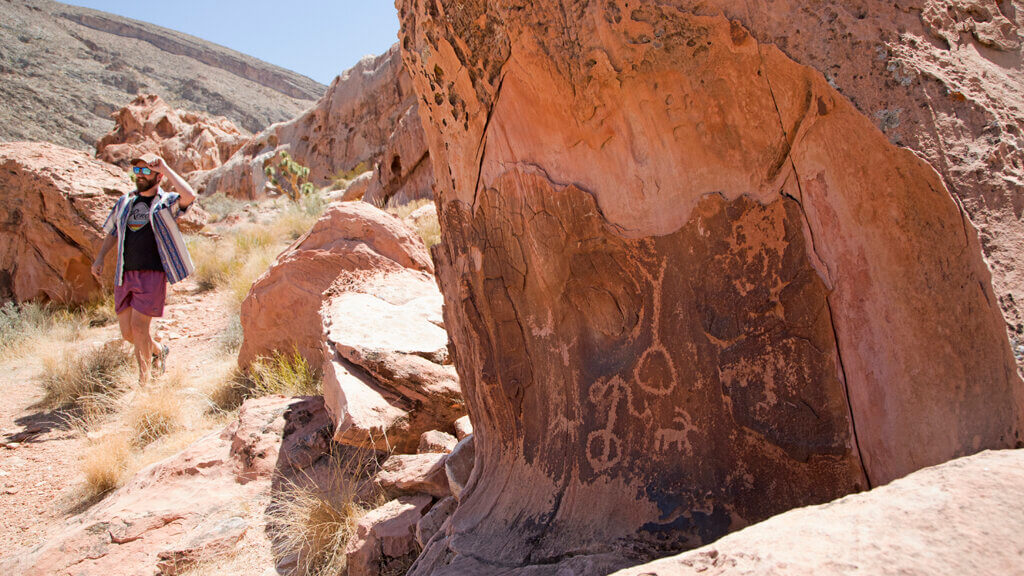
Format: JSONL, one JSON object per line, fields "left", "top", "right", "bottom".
{"left": 634, "top": 345, "right": 677, "bottom": 396}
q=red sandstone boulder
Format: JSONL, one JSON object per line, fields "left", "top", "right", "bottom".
{"left": 418, "top": 430, "right": 457, "bottom": 454}
{"left": 237, "top": 201, "right": 433, "bottom": 369}
{"left": 611, "top": 449, "right": 1024, "bottom": 576}
{"left": 96, "top": 94, "right": 248, "bottom": 176}
{"left": 0, "top": 142, "right": 125, "bottom": 303}
{"left": 396, "top": 1, "right": 1024, "bottom": 573}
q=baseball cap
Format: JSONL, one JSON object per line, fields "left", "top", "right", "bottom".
{"left": 130, "top": 152, "right": 161, "bottom": 165}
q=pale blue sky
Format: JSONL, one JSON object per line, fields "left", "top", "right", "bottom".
{"left": 62, "top": 1, "right": 401, "bottom": 85}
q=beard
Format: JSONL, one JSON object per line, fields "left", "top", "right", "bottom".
{"left": 135, "top": 176, "right": 158, "bottom": 193}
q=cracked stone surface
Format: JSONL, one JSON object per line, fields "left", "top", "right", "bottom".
{"left": 396, "top": 1, "right": 1024, "bottom": 574}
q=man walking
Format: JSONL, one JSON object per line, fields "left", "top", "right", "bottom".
{"left": 92, "top": 153, "right": 196, "bottom": 384}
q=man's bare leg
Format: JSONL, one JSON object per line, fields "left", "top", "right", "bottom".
{"left": 129, "top": 309, "right": 156, "bottom": 384}
{"left": 117, "top": 308, "right": 134, "bottom": 346}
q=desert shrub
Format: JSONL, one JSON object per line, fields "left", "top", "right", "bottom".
{"left": 219, "top": 312, "right": 245, "bottom": 352}
{"left": 247, "top": 351, "right": 321, "bottom": 397}
{"left": 188, "top": 236, "right": 240, "bottom": 291}
{"left": 0, "top": 301, "right": 51, "bottom": 353}
{"left": 0, "top": 296, "right": 116, "bottom": 358}
{"left": 272, "top": 193, "right": 329, "bottom": 241}
{"left": 81, "top": 434, "right": 131, "bottom": 496}
{"left": 39, "top": 342, "right": 131, "bottom": 409}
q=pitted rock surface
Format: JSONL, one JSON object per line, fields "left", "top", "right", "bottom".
{"left": 397, "top": 1, "right": 1024, "bottom": 573}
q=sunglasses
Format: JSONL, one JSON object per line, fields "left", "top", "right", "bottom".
{"left": 132, "top": 166, "right": 154, "bottom": 176}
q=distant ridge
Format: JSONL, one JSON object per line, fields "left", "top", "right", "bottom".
{"left": 0, "top": 0, "right": 327, "bottom": 150}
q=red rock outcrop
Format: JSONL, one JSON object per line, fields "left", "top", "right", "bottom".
{"left": 197, "top": 45, "right": 433, "bottom": 204}
{"left": 237, "top": 201, "right": 433, "bottom": 369}
{"left": 0, "top": 142, "right": 125, "bottom": 304}
{"left": 96, "top": 93, "right": 249, "bottom": 176}
{"left": 612, "top": 449, "right": 1024, "bottom": 576}
{"left": 396, "top": 1, "right": 1024, "bottom": 573}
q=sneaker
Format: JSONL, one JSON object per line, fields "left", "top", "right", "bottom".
{"left": 154, "top": 344, "right": 170, "bottom": 376}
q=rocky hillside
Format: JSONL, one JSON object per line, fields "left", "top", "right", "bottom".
{"left": 0, "top": 0, "right": 325, "bottom": 150}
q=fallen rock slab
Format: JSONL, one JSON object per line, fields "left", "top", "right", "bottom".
{"left": 611, "top": 449, "right": 1024, "bottom": 576}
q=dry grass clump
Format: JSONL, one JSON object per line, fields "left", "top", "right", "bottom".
{"left": 126, "top": 384, "right": 184, "bottom": 446}
{"left": 38, "top": 342, "right": 131, "bottom": 409}
{"left": 385, "top": 198, "right": 440, "bottom": 249}
{"left": 268, "top": 449, "right": 380, "bottom": 576}
{"left": 81, "top": 433, "right": 132, "bottom": 497}
{"left": 189, "top": 193, "right": 328, "bottom": 309}
{"left": 248, "top": 351, "right": 321, "bottom": 397}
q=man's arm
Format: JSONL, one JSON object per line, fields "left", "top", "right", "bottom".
{"left": 91, "top": 233, "right": 117, "bottom": 278}
{"left": 151, "top": 157, "right": 195, "bottom": 209}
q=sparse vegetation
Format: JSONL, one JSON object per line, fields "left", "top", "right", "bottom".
{"left": 38, "top": 342, "right": 131, "bottom": 409}
{"left": 188, "top": 191, "right": 328, "bottom": 309}
{"left": 200, "top": 192, "right": 253, "bottom": 222}
{"left": 126, "top": 384, "right": 184, "bottom": 446}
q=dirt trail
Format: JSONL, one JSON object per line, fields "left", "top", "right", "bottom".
{"left": 0, "top": 278, "right": 231, "bottom": 559}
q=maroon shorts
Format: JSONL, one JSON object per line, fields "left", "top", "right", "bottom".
{"left": 114, "top": 270, "right": 167, "bottom": 318}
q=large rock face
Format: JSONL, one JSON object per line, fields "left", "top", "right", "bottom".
{"left": 96, "top": 94, "right": 248, "bottom": 175}
{"left": 237, "top": 202, "right": 433, "bottom": 369}
{"left": 0, "top": 142, "right": 125, "bottom": 304}
{"left": 612, "top": 449, "right": 1024, "bottom": 576}
{"left": 396, "top": 1, "right": 1024, "bottom": 573}
{"left": 197, "top": 45, "right": 433, "bottom": 203}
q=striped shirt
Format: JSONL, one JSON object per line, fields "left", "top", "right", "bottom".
{"left": 102, "top": 187, "right": 195, "bottom": 286}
